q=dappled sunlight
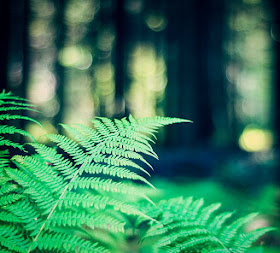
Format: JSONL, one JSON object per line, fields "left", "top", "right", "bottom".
{"left": 93, "top": 63, "right": 116, "bottom": 117}
{"left": 225, "top": 0, "right": 274, "bottom": 145}
{"left": 28, "top": 69, "right": 56, "bottom": 104}
{"left": 65, "top": 0, "right": 99, "bottom": 25}
{"left": 126, "top": 44, "right": 167, "bottom": 118}
{"left": 58, "top": 46, "right": 93, "bottom": 70}
{"left": 64, "top": 74, "right": 94, "bottom": 124}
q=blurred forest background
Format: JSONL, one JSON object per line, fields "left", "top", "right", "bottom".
{"left": 1, "top": 0, "right": 280, "bottom": 250}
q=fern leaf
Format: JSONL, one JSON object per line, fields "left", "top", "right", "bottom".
{"left": 47, "top": 134, "right": 87, "bottom": 164}
{"left": 0, "top": 100, "right": 35, "bottom": 107}
{"left": 0, "top": 125, "right": 36, "bottom": 142}
{"left": 29, "top": 143, "right": 78, "bottom": 177}
{"left": 0, "top": 194, "right": 22, "bottom": 206}
{"left": 0, "top": 225, "right": 31, "bottom": 253}
{"left": 0, "top": 136, "right": 26, "bottom": 151}
{"left": 197, "top": 203, "right": 222, "bottom": 225}
{"left": 220, "top": 212, "right": 259, "bottom": 245}
{"left": 0, "top": 106, "right": 38, "bottom": 113}
{"left": 0, "top": 211, "right": 22, "bottom": 223}
{"left": 0, "top": 114, "right": 41, "bottom": 126}
{"left": 58, "top": 192, "right": 151, "bottom": 218}
{"left": 0, "top": 90, "right": 29, "bottom": 101}
{"left": 0, "top": 183, "right": 19, "bottom": 195}
{"left": 142, "top": 197, "right": 274, "bottom": 253}
{"left": 12, "top": 155, "right": 66, "bottom": 194}
{"left": 208, "top": 212, "right": 235, "bottom": 235}
{"left": 153, "top": 228, "right": 212, "bottom": 249}
{"left": 37, "top": 231, "right": 110, "bottom": 253}
{"left": 74, "top": 123, "right": 103, "bottom": 143}
{"left": 68, "top": 177, "right": 148, "bottom": 197}
{"left": 47, "top": 210, "right": 125, "bottom": 232}
{"left": 5, "top": 199, "right": 42, "bottom": 233}
{"left": 4, "top": 113, "right": 189, "bottom": 252}
{"left": 5, "top": 166, "right": 57, "bottom": 212}
{"left": 0, "top": 245, "right": 16, "bottom": 253}
{"left": 84, "top": 163, "right": 154, "bottom": 187}
{"left": 0, "top": 91, "right": 39, "bottom": 156}
{"left": 231, "top": 227, "right": 276, "bottom": 253}
{"left": 173, "top": 235, "right": 227, "bottom": 252}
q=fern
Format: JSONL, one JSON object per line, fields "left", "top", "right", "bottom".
{"left": 1, "top": 90, "right": 189, "bottom": 252}
{"left": 0, "top": 90, "right": 274, "bottom": 252}
{"left": 141, "top": 196, "right": 276, "bottom": 253}
{"left": 21, "top": 115, "right": 188, "bottom": 252}
{"left": 0, "top": 90, "right": 40, "bottom": 151}
{"left": 0, "top": 91, "right": 42, "bottom": 252}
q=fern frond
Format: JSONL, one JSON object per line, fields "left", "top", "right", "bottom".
{"left": 0, "top": 100, "right": 35, "bottom": 107}
{"left": 208, "top": 212, "right": 235, "bottom": 235}
{"left": 171, "top": 235, "right": 226, "bottom": 253}
{"left": 232, "top": 227, "right": 277, "bottom": 253}
{"left": 0, "top": 225, "right": 31, "bottom": 253}
{"left": 0, "top": 194, "right": 22, "bottom": 207}
{"left": 5, "top": 199, "right": 42, "bottom": 232}
{"left": 12, "top": 155, "right": 67, "bottom": 194}
{"left": 0, "top": 183, "right": 19, "bottom": 195}
{"left": 0, "top": 125, "right": 36, "bottom": 142}
{"left": 0, "top": 106, "right": 38, "bottom": 113}
{"left": 1, "top": 96, "right": 190, "bottom": 253}
{"left": 0, "top": 91, "right": 40, "bottom": 155}
{"left": 0, "top": 211, "right": 22, "bottom": 223}
{"left": 142, "top": 197, "right": 275, "bottom": 253}
{"left": 47, "top": 133, "right": 88, "bottom": 164}
{"left": 23, "top": 115, "right": 188, "bottom": 252}
{"left": 28, "top": 143, "right": 77, "bottom": 177}
{"left": 47, "top": 210, "right": 125, "bottom": 232}
{"left": 0, "top": 114, "right": 40, "bottom": 126}
{"left": 220, "top": 212, "right": 259, "bottom": 245}
{"left": 76, "top": 123, "right": 158, "bottom": 158}
{"left": 0, "top": 136, "right": 26, "bottom": 151}
{"left": 68, "top": 177, "right": 146, "bottom": 196}
{"left": 0, "top": 245, "right": 16, "bottom": 253}
{"left": 37, "top": 231, "right": 111, "bottom": 253}
{"left": 0, "top": 90, "right": 29, "bottom": 101}
{"left": 5, "top": 166, "right": 57, "bottom": 212}
{"left": 58, "top": 192, "right": 151, "bottom": 218}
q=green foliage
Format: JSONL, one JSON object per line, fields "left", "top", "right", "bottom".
{"left": 141, "top": 196, "right": 275, "bottom": 253}
{"left": 0, "top": 90, "right": 275, "bottom": 253}
{"left": 0, "top": 90, "right": 40, "bottom": 151}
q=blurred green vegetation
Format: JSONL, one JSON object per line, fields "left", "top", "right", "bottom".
{"left": 145, "top": 178, "right": 280, "bottom": 252}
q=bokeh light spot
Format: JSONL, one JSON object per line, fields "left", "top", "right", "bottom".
{"left": 65, "top": 0, "right": 99, "bottom": 24}
{"left": 239, "top": 126, "right": 274, "bottom": 152}
{"left": 145, "top": 14, "right": 167, "bottom": 32}
{"left": 58, "top": 46, "right": 93, "bottom": 70}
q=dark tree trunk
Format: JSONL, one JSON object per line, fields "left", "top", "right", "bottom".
{"left": 0, "top": 1, "right": 11, "bottom": 92}
{"left": 53, "top": 0, "right": 66, "bottom": 127}
{"left": 2, "top": 0, "right": 27, "bottom": 96}
{"left": 165, "top": 0, "right": 219, "bottom": 147}
{"left": 22, "top": 0, "right": 30, "bottom": 99}
{"left": 206, "top": 0, "right": 232, "bottom": 147}
{"left": 192, "top": 0, "right": 214, "bottom": 144}
{"left": 272, "top": 0, "right": 280, "bottom": 148}
{"left": 114, "top": 0, "right": 126, "bottom": 118}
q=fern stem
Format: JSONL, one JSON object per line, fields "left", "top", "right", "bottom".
{"left": 26, "top": 158, "right": 91, "bottom": 253}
